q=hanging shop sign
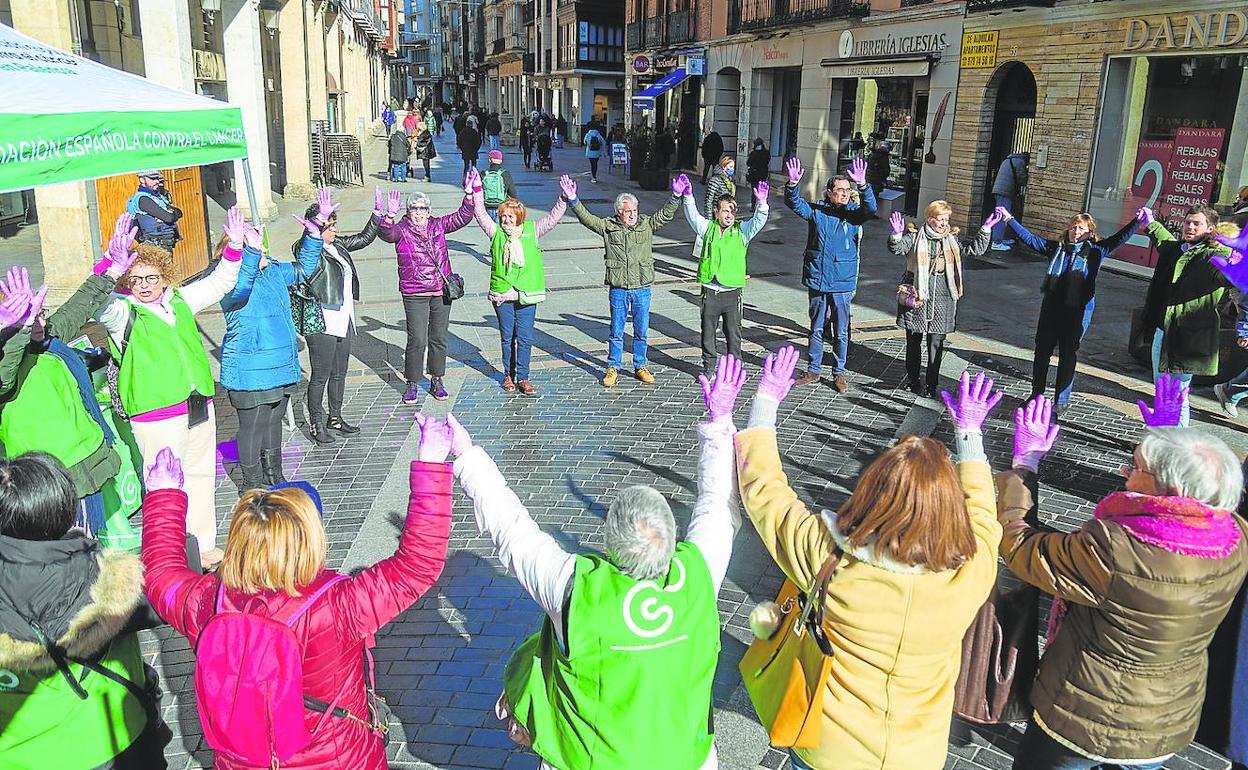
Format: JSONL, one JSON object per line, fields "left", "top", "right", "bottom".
{"left": 632, "top": 55, "right": 651, "bottom": 74}
{"left": 687, "top": 56, "right": 705, "bottom": 76}
{"left": 631, "top": 96, "right": 655, "bottom": 111}
{"left": 1123, "top": 11, "right": 1248, "bottom": 51}
{"left": 960, "top": 31, "right": 998, "bottom": 68}
{"left": 653, "top": 55, "right": 679, "bottom": 70}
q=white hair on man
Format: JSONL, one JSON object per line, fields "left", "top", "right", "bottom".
{"left": 613, "top": 193, "right": 639, "bottom": 214}
{"left": 1138, "top": 428, "right": 1244, "bottom": 511}
{"left": 605, "top": 485, "right": 676, "bottom": 580}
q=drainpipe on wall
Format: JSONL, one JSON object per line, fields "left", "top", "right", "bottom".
{"left": 302, "top": 0, "right": 313, "bottom": 177}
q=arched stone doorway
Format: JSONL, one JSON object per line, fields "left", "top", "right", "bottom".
{"left": 981, "top": 62, "right": 1037, "bottom": 220}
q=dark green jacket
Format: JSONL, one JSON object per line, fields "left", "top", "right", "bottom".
{"left": 1140, "top": 222, "right": 1233, "bottom": 376}
{"left": 0, "top": 273, "right": 120, "bottom": 497}
{"left": 571, "top": 196, "right": 680, "bottom": 289}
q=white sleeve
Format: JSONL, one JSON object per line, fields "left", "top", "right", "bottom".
{"left": 740, "top": 199, "right": 769, "bottom": 244}
{"left": 453, "top": 446, "right": 576, "bottom": 644}
{"left": 179, "top": 255, "right": 242, "bottom": 313}
{"left": 684, "top": 417, "right": 740, "bottom": 594}
{"left": 683, "top": 193, "right": 709, "bottom": 232}
{"left": 95, "top": 295, "right": 131, "bottom": 343}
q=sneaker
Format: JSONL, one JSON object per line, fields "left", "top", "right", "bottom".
{"left": 906, "top": 379, "right": 924, "bottom": 396}
{"left": 833, "top": 374, "right": 850, "bottom": 393}
{"left": 402, "top": 382, "right": 421, "bottom": 405}
{"left": 991, "top": 242, "right": 1013, "bottom": 252}
{"left": 502, "top": 376, "right": 516, "bottom": 392}
{"left": 794, "top": 371, "right": 821, "bottom": 387}
{"left": 1215, "top": 383, "right": 1239, "bottom": 418}
{"left": 602, "top": 367, "right": 619, "bottom": 388}
{"left": 635, "top": 366, "right": 655, "bottom": 384}
{"left": 429, "top": 377, "right": 449, "bottom": 401}
{"left": 517, "top": 379, "right": 537, "bottom": 396}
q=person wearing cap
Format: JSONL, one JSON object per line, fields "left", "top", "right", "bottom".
{"left": 783, "top": 155, "right": 877, "bottom": 393}
{"left": 481, "top": 150, "right": 519, "bottom": 221}
{"left": 379, "top": 181, "right": 475, "bottom": 406}
{"left": 125, "top": 170, "right": 182, "bottom": 253}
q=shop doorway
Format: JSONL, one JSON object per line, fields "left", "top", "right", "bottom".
{"left": 769, "top": 68, "right": 802, "bottom": 171}
{"left": 714, "top": 67, "right": 741, "bottom": 158}
{"left": 982, "top": 62, "right": 1036, "bottom": 218}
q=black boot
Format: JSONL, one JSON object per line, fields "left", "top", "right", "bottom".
{"left": 260, "top": 448, "right": 287, "bottom": 485}
{"left": 327, "top": 415, "right": 360, "bottom": 435}
{"left": 309, "top": 416, "right": 336, "bottom": 445}
{"left": 237, "top": 463, "right": 265, "bottom": 495}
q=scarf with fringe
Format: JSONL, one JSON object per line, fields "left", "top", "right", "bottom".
{"left": 501, "top": 222, "right": 525, "bottom": 269}
{"left": 914, "top": 223, "right": 963, "bottom": 301}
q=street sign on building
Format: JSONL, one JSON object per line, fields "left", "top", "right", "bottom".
{"left": 687, "top": 56, "right": 705, "bottom": 76}
{"left": 631, "top": 96, "right": 655, "bottom": 111}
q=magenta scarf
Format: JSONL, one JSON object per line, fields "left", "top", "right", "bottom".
{"left": 1046, "top": 491, "right": 1242, "bottom": 642}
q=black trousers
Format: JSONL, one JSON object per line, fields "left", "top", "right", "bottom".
{"left": 462, "top": 157, "right": 477, "bottom": 175}
{"left": 521, "top": 142, "right": 532, "bottom": 167}
{"left": 306, "top": 332, "right": 352, "bottom": 421}
{"left": 589, "top": 157, "right": 600, "bottom": 179}
{"left": 1032, "top": 300, "right": 1087, "bottom": 406}
{"left": 402, "top": 294, "right": 452, "bottom": 384}
{"left": 235, "top": 395, "right": 288, "bottom": 466}
{"left": 905, "top": 331, "right": 946, "bottom": 390}
{"left": 700, "top": 287, "right": 743, "bottom": 373}
{"left": 420, "top": 157, "right": 431, "bottom": 181}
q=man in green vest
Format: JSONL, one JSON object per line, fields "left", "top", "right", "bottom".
{"left": 678, "top": 173, "right": 769, "bottom": 376}
{"left": 447, "top": 355, "right": 747, "bottom": 769}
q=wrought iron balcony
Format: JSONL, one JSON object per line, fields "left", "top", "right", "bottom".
{"left": 733, "top": 0, "right": 868, "bottom": 32}
{"left": 966, "top": 0, "right": 1055, "bottom": 9}
{"left": 644, "top": 16, "right": 664, "bottom": 46}
{"left": 626, "top": 21, "right": 642, "bottom": 50}
{"left": 667, "top": 9, "right": 691, "bottom": 44}
{"left": 489, "top": 33, "right": 526, "bottom": 57}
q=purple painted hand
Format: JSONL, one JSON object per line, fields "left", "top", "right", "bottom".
{"left": 144, "top": 447, "right": 185, "bottom": 491}
{"left": 1137, "top": 207, "right": 1155, "bottom": 226}
{"left": 315, "top": 188, "right": 340, "bottom": 221}
{"left": 846, "top": 157, "right": 867, "bottom": 186}
{"left": 995, "top": 205, "right": 1013, "bottom": 222}
{"left": 446, "top": 413, "right": 473, "bottom": 458}
{"left": 0, "top": 267, "right": 45, "bottom": 327}
{"left": 983, "top": 210, "right": 1004, "bottom": 230}
{"left": 1211, "top": 251, "right": 1248, "bottom": 292}
{"left": 222, "top": 205, "right": 247, "bottom": 246}
{"left": 1137, "top": 372, "right": 1187, "bottom": 427}
{"left": 670, "top": 176, "right": 683, "bottom": 196}
{"left": 241, "top": 222, "right": 264, "bottom": 251}
{"left": 560, "top": 174, "right": 578, "bottom": 201}
{"left": 697, "top": 355, "right": 746, "bottom": 421}
{"left": 106, "top": 213, "right": 139, "bottom": 275}
{"left": 291, "top": 213, "right": 322, "bottom": 237}
{"left": 941, "top": 371, "right": 1003, "bottom": 431}
{"left": 754, "top": 181, "right": 769, "bottom": 201}
{"left": 785, "top": 157, "right": 803, "bottom": 185}
{"left": 0, "top": 292, "right": 30, "bottom": 331}
{"left": 758, "top": 346, "right": 800, "bottom": 402}
{"left": 1013, "top": 395, "right": 1061, "bottom": 460}
{"left": 889, "top": 211, "right": 905, "bottom": 236}
{"left": 386, "top": 189, "right": 403, "bottom": 217}
{"left": 414, "top": 413, "right": 454, "bottom": 463}
{"left": 374, "top": 187, "right": 384, "bottom": 214}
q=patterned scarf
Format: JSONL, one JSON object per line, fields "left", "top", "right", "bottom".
{"left": 914, "top": 224, "right": 963, "bottom": 301}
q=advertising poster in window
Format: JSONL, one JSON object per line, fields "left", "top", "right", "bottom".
{"left": 1117, "top": 140, "right": 1173, "bottom": 266}
{"left": 1157, "top": 127, "right": 1225, "bottom": 229}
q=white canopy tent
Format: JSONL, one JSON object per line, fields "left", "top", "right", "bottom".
{"left": 0, "top": 22, "right": 261, "bottom": 222}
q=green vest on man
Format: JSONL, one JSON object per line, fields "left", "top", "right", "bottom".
{"left": 503, "top": 541, "right": 719, "bottom": 769}
{"left": 697, "top": 220, "right": 747, "bottom": 288}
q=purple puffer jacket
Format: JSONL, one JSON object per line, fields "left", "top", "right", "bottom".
{"left": 379, "top": 194, "right": 474, "bottom": 295}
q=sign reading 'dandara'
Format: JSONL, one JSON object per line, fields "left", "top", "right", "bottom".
{"left": 1124, "top": 11, "right": 1248, "bottom": 51}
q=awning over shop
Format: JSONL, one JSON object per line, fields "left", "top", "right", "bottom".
{"left": 637, "top": 68, "right": 688, "bottom": 98}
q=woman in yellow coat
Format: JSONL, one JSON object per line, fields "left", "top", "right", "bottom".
{"left": 734, "top": 347, "right": 1005, "bottom": 770}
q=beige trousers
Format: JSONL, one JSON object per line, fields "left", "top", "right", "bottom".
{"left": 131, "top": 402, "right": 219, "bottom": 552}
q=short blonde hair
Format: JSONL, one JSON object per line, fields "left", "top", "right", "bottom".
{"left": 219, "top": 487, "right": 327, "bottom": 596}
{"left": 496, "top": 198, "right": 527, "bottom": 225}
{"left": 123, "top": 242, "right": 178, "bottom": 288}
{"left": 924, "top": 200, "right": 954, "bottom": 220}
{"left": 718, "top": 155, "right": 735, "bottom": 169}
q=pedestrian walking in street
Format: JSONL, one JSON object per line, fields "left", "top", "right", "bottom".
{"left": 555, "top": 115, "right": 567, "bottom": 149}
{"left": 126, "top": 170, "right": 182, "bottom": 254}
{"left": 424, "top": 108, "right": 437, "bottom": 138}
{"left": 888, "top": 202, "right": 997, "bottom": 397}
{"left": 746, "top": 138, "right": 771, "bottom": 212}
{"left": 700, "top": 127, "right": 724, "bottom": 186}
{"left": 458, "top": 115, "right": 482, "bottom": 176}
{"left": 481, "top": 150, "right": 519, "bottom": 221}
{"left": 451, "top": 355, "right": 743, "bottom": 770}
{"left": 388, "top": 127, "right": 410, "bottom": 182}
{"left": 990, "top": 151, "right": 1029, "bottom": 250}
{"left": 1213, "top": 291, "right": 1248, "bottom": 419}
{"left": 737, "top": 352, "right": 1007, "bottom": 770}
{"left": 486, "top": 112, "right": 503, "bottom": 152}
{"left": 998, "top": 206, "right": 1143, "bottom": 414}
{"left": 295, "top": 189, "right": 382, "bottom": 445}
{"left": 139, "top": 411, "right": 453, "bottom": 770}
{"left": 471, "top": 168, "right": 568, "bottom": 396}
{"left": 677, "top": 121, "right": 697, "bottom": 169}
{"left": 403, "top": 108, "right": 418, "bottom": 137}
{"left": 784, "top": 156, "right": 877, "bottom": 393}
{"left": 381, "top": 103, "right": 395, "bottom": 136}
{"left": 534, "top": 128, "right": 554, "bottom": 172}
{"left": 654, "top": 125, "right": 676, "bottom": 170}
{"left": 583, "top": 122, "right": 606, "bottom": 183}
{"left": 379, "top": 184, "right": 474, "bottom": 406}
{"left": 1139, "top": 204, "right": 1234, "bottom": 426}
{"left": 998, "top": 380, "right": 1248, "bottom": 770}
{"left": 679, "top": 173, "right": 770, "bottom": 376}
{"left": 561, "top": 173, "right": 682, "bottom": 387}
{"left": 413, "top": 121, "right": 437, "bottom": 182}
{"left": 519, "top": 116, "right": 533, "bottom": 169}
{"left": 702, "top": 155, "right": 738, "bottom": 219}
{"left": 453, "top": 110, "right": 467, "bottom": 137}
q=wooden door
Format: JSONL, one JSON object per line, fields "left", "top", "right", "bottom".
{"left": 96, "top": 168, "right": 209, "bottom": 283}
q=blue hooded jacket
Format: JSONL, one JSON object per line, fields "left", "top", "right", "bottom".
{"left": 785, "top": 182, "right": 878, "bottom": 293}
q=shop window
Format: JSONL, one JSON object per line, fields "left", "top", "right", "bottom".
{"left": 1089, "top": 54, "right": 1246, "bottom": 265}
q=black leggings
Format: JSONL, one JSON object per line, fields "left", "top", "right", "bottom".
{"left": 235, "top": 396, "right": 288, "bottom": 466}
{"left": 307, "top": 332, "right": 352, "bottom": 421}
{"left": 905, "top": 331, "right": 947, "bottom": 390}
{"left": 589, "top": 157, "right": 600, "bottom": 178}
{"left": 421, "top": 157, "right": 431, "bottom": 180}
{"left": 522, "top": 142, "right": 532, "bottom": 167}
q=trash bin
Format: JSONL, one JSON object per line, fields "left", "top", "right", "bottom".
{"left": 876, "top": 189, "right": 905, "bottom": 221}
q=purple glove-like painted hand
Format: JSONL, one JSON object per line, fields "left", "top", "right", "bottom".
{"left": 697, "top": 355, "right": 746, "bottom": 421}
{"left": 670, "top": 176, "right": 683, "bottom": 196}
{"left": 1137, "top": 207, "right": 1155, "bottom": 226}
{"left": 754, "top": 182, "right": 769, "bottom": 201}
{"left": 0, "top": 292, "right": 31, "bottom": 331}
{"left": 941, "top": 371, "right": 1003, "bottom": 431}
{"left": 1212, "top": 251, "right": 1248, "bottom": 292}
{"left": 242, "top": 222, "right": 264, "bottom": 251}
{"left": 758, "top": 346, "right": 800, "bottom": 402}
{"left": 315, "top": 188, "right": 340, "bottom": 221}
{"left": 1137, "top": 372, "right": 1187, "bottom": 427}
{"left": 889, "top": 211, "right": 905, "bottom": 236}
{"left": 106, "top": 212, "right": 139, "bottom": 276}
{"left": 675, "top": 174, "right": 692, "bottom": 196}
{"left": 414, "top": 413, "right": 454, "bottom": 463}
{"left": 560, "top": 175, "right": 578, "bottom": 201}
{"left": 983, "top": 210, "right": 1004, "bottom": 230}
{"left": 292, "top": 214, "right": 321, "bottom": 237}
{"left": 386, "top": 189, "right": 403, "bottom": 217}
{"left": 846, "top": 157, "right": 867, "bottom": 186}
{"left": 785, "top": 157, "right": 803, "bottom": 185}
{"left": 0, "top": 267, "right": 45, "bottom": 328}
{"left": 374, "top": 187, "right": 384, "bottom": 214}
{"left": 446, "top": 413, "right": 473, "bottom": 458}
{"left": 144, "top": 447, "right": 185, "bottom": 491}
{"left": 1013, "top": 395, "right": 1061, "bottom": 459}
{"left": 222, "top": 206, "right": 247, "bottom": 246}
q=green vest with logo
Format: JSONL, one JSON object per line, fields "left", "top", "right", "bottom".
{"left": 0, "top": 354, "right": 105, "bottom": 473}
{"left": 502, "top": 541, "right": 719, "bottom": 769}
{"left": 490, "top": 222, "right": 547, "bottom": 303}
{"left": 697, "top": 221, "right": 747, "bottom": 288}
{"left": 110, "top": 292, "right": 215, "bottom": 416}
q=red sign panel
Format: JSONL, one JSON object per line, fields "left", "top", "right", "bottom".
{"left": 1158, "top": 127, "right": 1225, "bottom": 230}
{"left": 1116, "top": 140, "right": 1173, "bottom": 267}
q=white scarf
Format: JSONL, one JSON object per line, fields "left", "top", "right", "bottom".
{"left": 914, "top": 223, "right": 963, "bottom": 301}
{"left": 501, "top": 223, "right": 525, "bottom": 269}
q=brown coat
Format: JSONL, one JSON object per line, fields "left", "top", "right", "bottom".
{"left": 996, "top": 470, "right": 1248, "bottom": 763}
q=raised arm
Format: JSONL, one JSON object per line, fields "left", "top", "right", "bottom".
{"left": 1006, "top": 217, "right": 1055, "bottom": 256}
{"left": 962, "top": 219, "right": 994, "bottom": 258}
{"left": 219, "top": 244, "right": 260, "bottom": 312}
{"left": 334, "top": 213, "right": 381, "bottom": 252}
{"left": 686, "top": 356, "right": 744, "bottom": 593}
{"left": 681, "top": 179, "right": 710, "bottom": 234}
{"left": 436, "top": 193, "right": 476, "bottom": 234}
{"left": 1096, "top": 214, "right": 1142, "bottom": 255}
{"left": 378, "top": 190, "right": 403, "bottom": 243}
{"left": 648, "top": 190, "right": 682, "bottom": 232}
{"left": 563, "top": 175, "right": 607, "bottom": 236}
{"left": 180, "top": 205, "right": 246, "bottom": 313}
{"left": 534, "top": 195, "right": 568, "bottom": 238}
{"left": 784, "top": 183, "right": 815, "bottom": 221}
{"left": 842, "top": 158, "right": 876, "bottom": 225}
{"left": 1142, "top": 208, "right": 1176, "bottom": 245}
{"left": 740, "top": 184, "right": 770, "bottom": 244}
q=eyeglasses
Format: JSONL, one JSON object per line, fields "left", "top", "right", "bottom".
{"left": 1120, "top": 459, "right": 1154, "bottom": 477}
{"left": 127, "top": 274, "right": 163, "bottom": 287}
{"left": 409, "top": 206, "right": 430, "bottom": 212}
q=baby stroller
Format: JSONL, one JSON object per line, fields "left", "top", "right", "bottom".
{"left": 534, "top": 133, "right": 554, "bottom": 172}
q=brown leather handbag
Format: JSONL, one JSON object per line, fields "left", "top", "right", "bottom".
{"left": 953, "top": 581, "right": 1039, "bottom": 724}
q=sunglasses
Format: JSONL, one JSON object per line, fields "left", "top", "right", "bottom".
{"left": 409, "top": 205, "right": 430, "bottom": 212}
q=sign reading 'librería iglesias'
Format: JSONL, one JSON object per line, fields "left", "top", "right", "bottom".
{"left": 1124, "top": 10, "right": 1248, "bottom": 51}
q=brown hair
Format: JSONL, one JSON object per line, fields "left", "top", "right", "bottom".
{"left": 835, "top": 435, "right": 976, "bottom": 571}
{"left": 1187, "top": 204, "right": 1219, "bottom": 228}
{"left": 219, "top": 487, "right": 327, "bottom": 596}
{"left": 496, "top": 198, "right": 527, "bottom": 225}
{"left": 1062, "top": 213, "right": 1098, "bottom": 244}
{"left": 123, "top": 242, "right": 178, "bottom": 287}
{"left": 718, "top": 155, "right": 735, "bottom": 169}
{"left": 212, "top": 233, "right": 232, "bottom": 262}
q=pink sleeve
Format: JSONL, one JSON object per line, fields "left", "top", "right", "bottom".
{"left": 93, "top": 257, "right": 112, "bottom": 276}
{"left": 221, "top": 245, "right": 242, "bottom": 262}
{"left": 472, "top": 191, "right": 497, "bottom": 239}
{"left": 332, "top": 461, "right": 453, "bottom": 639}
{"left": 140, "top": 489, "right": 217, "bottom": 643}
{"left": 535, "top": 197, "right": 567, "bottom": 238}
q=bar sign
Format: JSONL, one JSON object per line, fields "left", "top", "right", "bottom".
{"left": 961, "top": 31, "right": 999, "bottom": 68}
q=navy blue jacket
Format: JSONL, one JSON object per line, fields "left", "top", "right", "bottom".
{"left": 785, "top": 183, "right": 877, "bottom": 293}
{"left": 1008, "top": 217, "right": 1138, "bottom": 312}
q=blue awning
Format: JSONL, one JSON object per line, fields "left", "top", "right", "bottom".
{"left": 637, "top": 68, "right": 688, "bottom": 99}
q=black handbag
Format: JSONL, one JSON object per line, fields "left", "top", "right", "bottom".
{"left": 289, "top": 263, "right": 326, "bottom": 336}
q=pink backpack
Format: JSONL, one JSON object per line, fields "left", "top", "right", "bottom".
{"left": 194, "top": 574, "right": 349, "bottom": 766}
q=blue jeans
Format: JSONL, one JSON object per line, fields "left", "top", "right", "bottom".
{"left": 807, "top": 289, "right": 853, "bottom": 375}
{"left": 1151, "top": 328, "right": 1193, "bottom": 426}
{"left": 1012, "top": 720, "right": 1166, "bottom": 770}
{"left": 993, "top": 193, "right": 1014, "bottom": 243}
{"left": 390, "top": 161, "right": 407, "bottom": 181}
{"left": 489, "top": 134, "right": 501, "bottom": 151}
{"left": 495, "top": 300, "right": 537, "bottom": 381}
{"left": 607, "top": 287, "right": 652, "bottom": 369}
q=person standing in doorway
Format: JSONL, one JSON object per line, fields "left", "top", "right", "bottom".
{"left": 991, "top": 151, "right": 1029, "bottom": 251}
{"left": 700, "top": 128, "right": 724, "bottom": 186}
{"left": 583, "top": 122, "right": 607, "bottom": 183}
{"left": 126, "top": 171, "right": 182, "bottom": 254}
{"left": 784, "top": 156, "right": 877, "bottom": 393}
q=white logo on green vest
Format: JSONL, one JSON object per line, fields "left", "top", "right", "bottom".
{"left": 621, "top": 556, "right": 686, "bottom": 638}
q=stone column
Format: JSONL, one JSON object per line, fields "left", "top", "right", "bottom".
{"left": 9, "top": 0, "right": 96, "bottom": 297}
{"left": 222, "top": 0, "right": 275, "bottom": 218}
{"left": 278, "top": 0, "right": 314, "bottom": 195}
{"left": 136, "top": 0, "right": 195, "bottom": 91}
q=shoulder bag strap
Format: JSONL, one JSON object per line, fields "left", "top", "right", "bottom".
{"left": 797, "top": 548, "right": 843, "bottom": 632}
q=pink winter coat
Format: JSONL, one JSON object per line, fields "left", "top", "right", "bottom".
{"left": 141, "top": 462, "right": 453, "bottom": 770}
{"left": 379, "top": 195, "right": 474, "bottom": 295}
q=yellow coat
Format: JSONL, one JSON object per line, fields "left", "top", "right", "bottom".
{"left": 734, "top": 427, "right": 1002, "bottom": 770}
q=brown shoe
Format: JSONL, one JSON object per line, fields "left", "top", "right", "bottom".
{"left": 517, "top": 379, "right": 537, "bottom": 396}
{"left": 502, "top": 376, "right": 516, "bottom": 392}
{"left": 794, "top": 371, "right": 820, "bottom": 386}
{"left": 833, "top": 374, "right": 850, "bottom": 393}
{"left": 635, "top": 366, "right": 655, "bottom": 384}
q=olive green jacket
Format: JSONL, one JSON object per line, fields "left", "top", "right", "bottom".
{"left": 571, "top": 196, "right": 681, "bottom": 289}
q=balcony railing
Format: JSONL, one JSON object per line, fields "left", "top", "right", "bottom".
{"left": 899, "top": 0, "right": 933, "bottom": 6}
{"left": 734, "top": 0, "right": 868, "bottom": 32}
{"left": 522, "top": 3, "right": 535, "bottom": 24}
{"left": 488, "top": 33, "right": 526, "bottom": 57}
{"left": 626, "top": 21, "right": 641, "bottom": 50}
{"left": 644, "top": 16, "right": 664, "bottom": 46}
{"left": 966, "top": 0, "right": 1054, "bottom": 9}
{"left": 667, "top": 9, "right": 690, "bottom": 43}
